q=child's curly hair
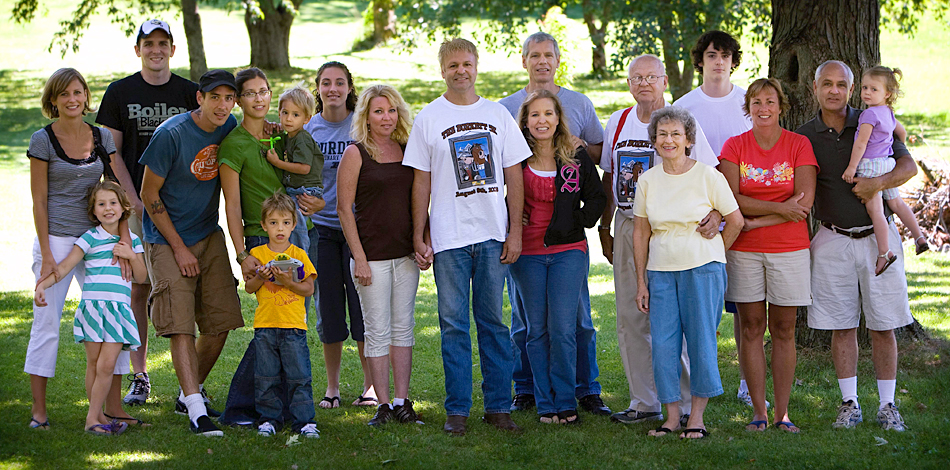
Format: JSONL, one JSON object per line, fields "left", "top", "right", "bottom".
{"left": 87, "top": 180, "right": 132, "bottom": 224}
{"left": 863, "top": 65, "right": 903, "bottom": 108}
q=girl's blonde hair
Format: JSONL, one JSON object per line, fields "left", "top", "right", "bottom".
{"left": 41, "top": 68, "right": 95, "bottom": 119}
{"left": 863, "top": 66, "right": 903, "bottom": 107}
{"left": 87, "top": 180, "right": 131, "bottom": 224}
{"left": 351, "top": 84, "right": 413, "bottom": 160}
{"left": 518, "top": 89, "right": 576, "bottom": 167}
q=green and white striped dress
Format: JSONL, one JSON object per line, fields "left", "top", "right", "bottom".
{"left": 72, "top": 226, "right": 143, "bottom": 349}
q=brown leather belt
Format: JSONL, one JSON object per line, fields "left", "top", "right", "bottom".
{"left": 820, "top": 221, "right": 881, "bottom": 239}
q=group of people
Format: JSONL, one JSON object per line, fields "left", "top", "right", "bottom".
{"left": 26, "top": 20, "right": 923, "bottom": 440}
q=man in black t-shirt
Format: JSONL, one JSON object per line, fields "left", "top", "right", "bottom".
{"left": 96, "top": 19, "right": 198, "bottom": 412}
{"left": 796, "top": 60, "right": 915, "bottom": 433}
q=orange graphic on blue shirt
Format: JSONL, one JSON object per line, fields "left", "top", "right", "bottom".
{"left": 191, "top": 145, "right": 219, "bottom": 181}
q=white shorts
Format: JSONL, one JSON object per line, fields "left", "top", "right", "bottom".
{"left": 351, "top": 256, "right": 420, "bottom": 358}
{"left": 808, "top": 222, "right": 913, "bottom": 331}
{"left": 725, "top": 249, "right": 812, "bottom": 306}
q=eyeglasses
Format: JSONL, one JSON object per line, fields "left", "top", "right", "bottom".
{"left": 240, "top": 89, "right": 272, "bottom": 99}
{"left": 627, "top": 75, "right": 664, "bottom": 85}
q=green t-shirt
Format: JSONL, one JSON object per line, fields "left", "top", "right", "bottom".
{"left": 282, "top": 130, "right": 324, "bottom": 190}
{"left": 219, "top": 125, "right": 284, "bottom": 237}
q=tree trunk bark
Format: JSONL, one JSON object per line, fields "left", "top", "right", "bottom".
{"left": 582, "top": 0, "right": 609, "bottom": 78}
{"left": 372, "top": 0, "right": 396, "bottom": 44}
{"left": 180, "top": 0, "right": 207, "bottom": 81}
{"left": 246, "top": 0, "right": 301, "bottom": 70}
{"left": 769, "top": 0, "right": 880, "bottom": 130}
{"left": 772, "top": 0, "right": 929, "bottom": 348}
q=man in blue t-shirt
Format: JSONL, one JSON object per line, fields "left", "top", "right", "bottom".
{"left": 139, "top": 69, "right": 242, "bottom": 437}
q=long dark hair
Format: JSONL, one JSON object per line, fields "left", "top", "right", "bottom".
{"left": 313, "top": 61, "right": 357, "bottom": 114}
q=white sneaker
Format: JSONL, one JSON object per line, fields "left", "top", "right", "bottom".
{"left": 877, "top": 403, "right": 906, "bottom": 431}
{"left": 123, "top": 372, "right": 150, "bottom": 405}
{"left": 832, "top": 400, "right": 863, "bottom": 429}
{"left": 737, "top": 390, "right": 770, "bottom": 409}
{"left": 258, "top": 421, "right": 276, "bottom": 437}
{"left": 298, "top": 423, "right": 320, "bottom": 438}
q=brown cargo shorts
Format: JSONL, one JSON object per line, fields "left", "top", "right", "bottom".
{"left": 148, "top": 231, "right": 244, "bottom": 337}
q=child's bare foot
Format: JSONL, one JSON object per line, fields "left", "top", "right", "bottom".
{"left": 875, "top": 251, "right": 898, "bottom": 276}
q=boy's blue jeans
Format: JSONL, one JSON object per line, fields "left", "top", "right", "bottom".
{"left": 285, "top": 186, "right": 324, "bottom": 256}
{"left": 254, "top": 328, "right": 316, "bottom": 431}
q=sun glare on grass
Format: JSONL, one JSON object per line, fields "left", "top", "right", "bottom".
{"left": 86, "top": 452, "right": 170, "bottom": 467}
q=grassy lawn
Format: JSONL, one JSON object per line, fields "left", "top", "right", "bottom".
{"left": 1, "top": 1, "right": 949, "bottom": 468}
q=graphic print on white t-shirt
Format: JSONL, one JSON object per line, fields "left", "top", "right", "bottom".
{"left": 616, "top": 149, "right": 653, "bottom": 205}
{"left": 450, "top": 132, "right": 497, "bottom": 188}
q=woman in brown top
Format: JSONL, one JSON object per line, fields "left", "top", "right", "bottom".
{"left": 337, "top": 84, "right": 426, "bottom": 427}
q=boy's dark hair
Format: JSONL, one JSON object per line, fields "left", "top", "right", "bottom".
{"left": 691, "top": 30, "right": 742, "bottom": 74}
{"left": 261, "top": 192, "right": 298, "bottom": 222}
{"left": 87, "top": 180, "right": 132, "bottom": 223}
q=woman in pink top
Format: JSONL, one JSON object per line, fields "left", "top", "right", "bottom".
{"left": 719, "top": 78, "right": 818, "bottom": 433}
{"left": 508, "top": 90, "right": 606, "bottom": 425}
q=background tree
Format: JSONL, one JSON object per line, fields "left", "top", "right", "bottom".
{"left": 770, "top": 0, "right": 931, "bottom": 347}
{"left": 241, "top": 0, "right": 303, "bottom": 69}
{"left": 181, "top": 0, "right": 208, "bottom": 80}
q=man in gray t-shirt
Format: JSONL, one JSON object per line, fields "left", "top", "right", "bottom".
{"left": 497, "top": 31, "right": 610, "bottom": 417}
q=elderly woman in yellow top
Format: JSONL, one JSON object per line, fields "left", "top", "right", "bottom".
{"left": 633, "top": 106, "right": 743, "bottom": 439}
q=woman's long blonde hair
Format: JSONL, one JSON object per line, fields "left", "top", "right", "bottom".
{"left": 517, "top": 89, "right": 576, "bottom": 167}
{"left": 351, "top": 84, "right": 413, "bottom": 160}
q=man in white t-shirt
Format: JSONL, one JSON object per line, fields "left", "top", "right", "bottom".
{"left": 496, "top": 31, "right": 610, "bottom": 417}
{"left": 673, "top": 30, "right": 758, "bottom": 408}
{"left": 404, "top": 38, "right": 532, "bottom": 436}
{"left": 598, "top": 54, "right": 720, "bottom": 425}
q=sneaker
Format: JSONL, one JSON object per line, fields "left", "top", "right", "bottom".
{"left": 737, "top": 390, "right": 770, "bottom": 409}
{"left": 190, "top": 415, "right": 224, "bottom": 437}
{"left": 877, "top": 403, "right": 906, "bottom": 432}
{"left": 510, "top": 393, "right": 536, "bottom": 411}
{"left": 176, "top": 391, "right": 221, "bottom": 418}
{"left": 393, "top": 400, "right": 422, "bottom": 424}
{"left": 832, "top": 400, "right": 863, "bottom": 429}
{"left": 298, "top": 423, "right": 320, "bottom": 438}
{"left": 578, "top": 394, "right": 612, "bottom": 416}
{"left": 257, "top": 421, "right": 276, "bottom": 437}
{"left": 610, "top": 408, "right": 662, "bottom": 424}
{"left": 123, "top": 372, "right": 150, "bottom": 405}
{"left": 368, "top": 404, "right": 394, "bottom": 426}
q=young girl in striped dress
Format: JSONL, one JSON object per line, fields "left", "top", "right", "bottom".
{"left": 34, "top": 180, "right": 147, "bottom": 435}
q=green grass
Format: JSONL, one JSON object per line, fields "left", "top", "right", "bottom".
{"left": 0, "top": 249, "right": 949, "bottom": 469}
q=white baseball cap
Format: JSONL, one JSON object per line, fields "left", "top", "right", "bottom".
{"left": 137, "top": 19, "right": 173, "bottom": 42}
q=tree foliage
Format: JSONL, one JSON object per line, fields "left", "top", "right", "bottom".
{"left": 11, "top": 0, "right": 175, "bottom": 56}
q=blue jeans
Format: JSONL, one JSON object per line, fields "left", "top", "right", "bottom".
{"left": 433, "top": 240, "right": 512, "bottom": 416}
{"left": 648, "top": 262, "right": 726, "bottom": 403}
{"left": 509, "top": 249, "right": 587, "bottom": 414}
{"left": 254, "top": 328, "right": 315, "bottom": 431}
{"left": 510, "top": 256, "right": 601, "bottom": 398}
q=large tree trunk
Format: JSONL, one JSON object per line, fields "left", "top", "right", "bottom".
{"left": 246, "top": 0, "right": 302, "bottom": 70}
{"left": 180, "top": 0, "right": 207, "bottom": 81}
{"left": 372, "top": 0, "right": 396, "bottom": 44}
{"left": 771, "top": 0, "right": 929, "bottom": 348}
{"left": 657, "top": 12, "right": 694, "bottom": 101}
{"left": 582, "top": 0, "right": 610, "bottom": 78}
{"left": 769, "top": 0, "right": 880, "bottom": 130}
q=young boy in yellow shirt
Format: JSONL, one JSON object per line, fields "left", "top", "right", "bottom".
{"left": 245, "top": 193, "right": 319, "bottom": 438}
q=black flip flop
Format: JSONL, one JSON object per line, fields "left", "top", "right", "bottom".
{"left": 319, "top": 396, "right": 340, "bottom": 408}
{"left": 680, "top": 427, "right": 709, "bottom": 439}
{"left": 104, "top": 413, "right": 150, "bottom": 426}
{"left": 30, "top": 417, "right": 50, "bottom": 430}
{"left": 557, "top": 410, "right": 580, "bottom": 425}
{"left": 649, "top": 426, "right": 676, "bottom": 437}
{"left": 354, "top": 395, "right": 379, "bottom": 407}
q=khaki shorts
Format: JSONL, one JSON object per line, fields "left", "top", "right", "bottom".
{"left": 128, "top": 211, "right": 151, "bottom": 286}
{"left": 807, "top": 223, "right": 913, "bottom": 331}
{"left": 725, "top": 249, "right": 812, "bottom": 306}
{"left": 148, "top": 231, "right": 244, "bottom": 337}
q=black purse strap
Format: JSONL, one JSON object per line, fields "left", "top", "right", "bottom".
{"left": 91, "top": 125, "right": 118, "bottom": 183}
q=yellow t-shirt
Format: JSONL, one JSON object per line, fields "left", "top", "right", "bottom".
{"left": 632, "top": 161, "right": 739, "bottom": 271}
{"left": 249, "top": 244, "right": 317, "bottom": 329}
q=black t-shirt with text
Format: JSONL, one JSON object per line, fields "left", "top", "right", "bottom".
{"left": 95, "top": 72, "right": 198, "bottom": 192}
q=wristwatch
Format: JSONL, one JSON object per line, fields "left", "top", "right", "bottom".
{"left": 236, "top": 250, "right": 250, "bottom": 264}
{"left": 598, "top": 224, "right": 611, "bottom": 232}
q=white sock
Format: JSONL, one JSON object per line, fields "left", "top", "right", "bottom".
{"left": 738, "top": 380, "right": 749, "bottom": 394}
{"left": 877, "top": 379, "right": 896, "bottom": 409}
{"left": 183, "top": 393, "right": 207, "bottom": 424}
{"left": 393, "top": 398, "right": 405, "bottom": 407}
{"left": 179, "top": 388, "right": 186, "bottom": 401}
{"left": 838, "top": 376, "right": 859, "bottom": 405}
